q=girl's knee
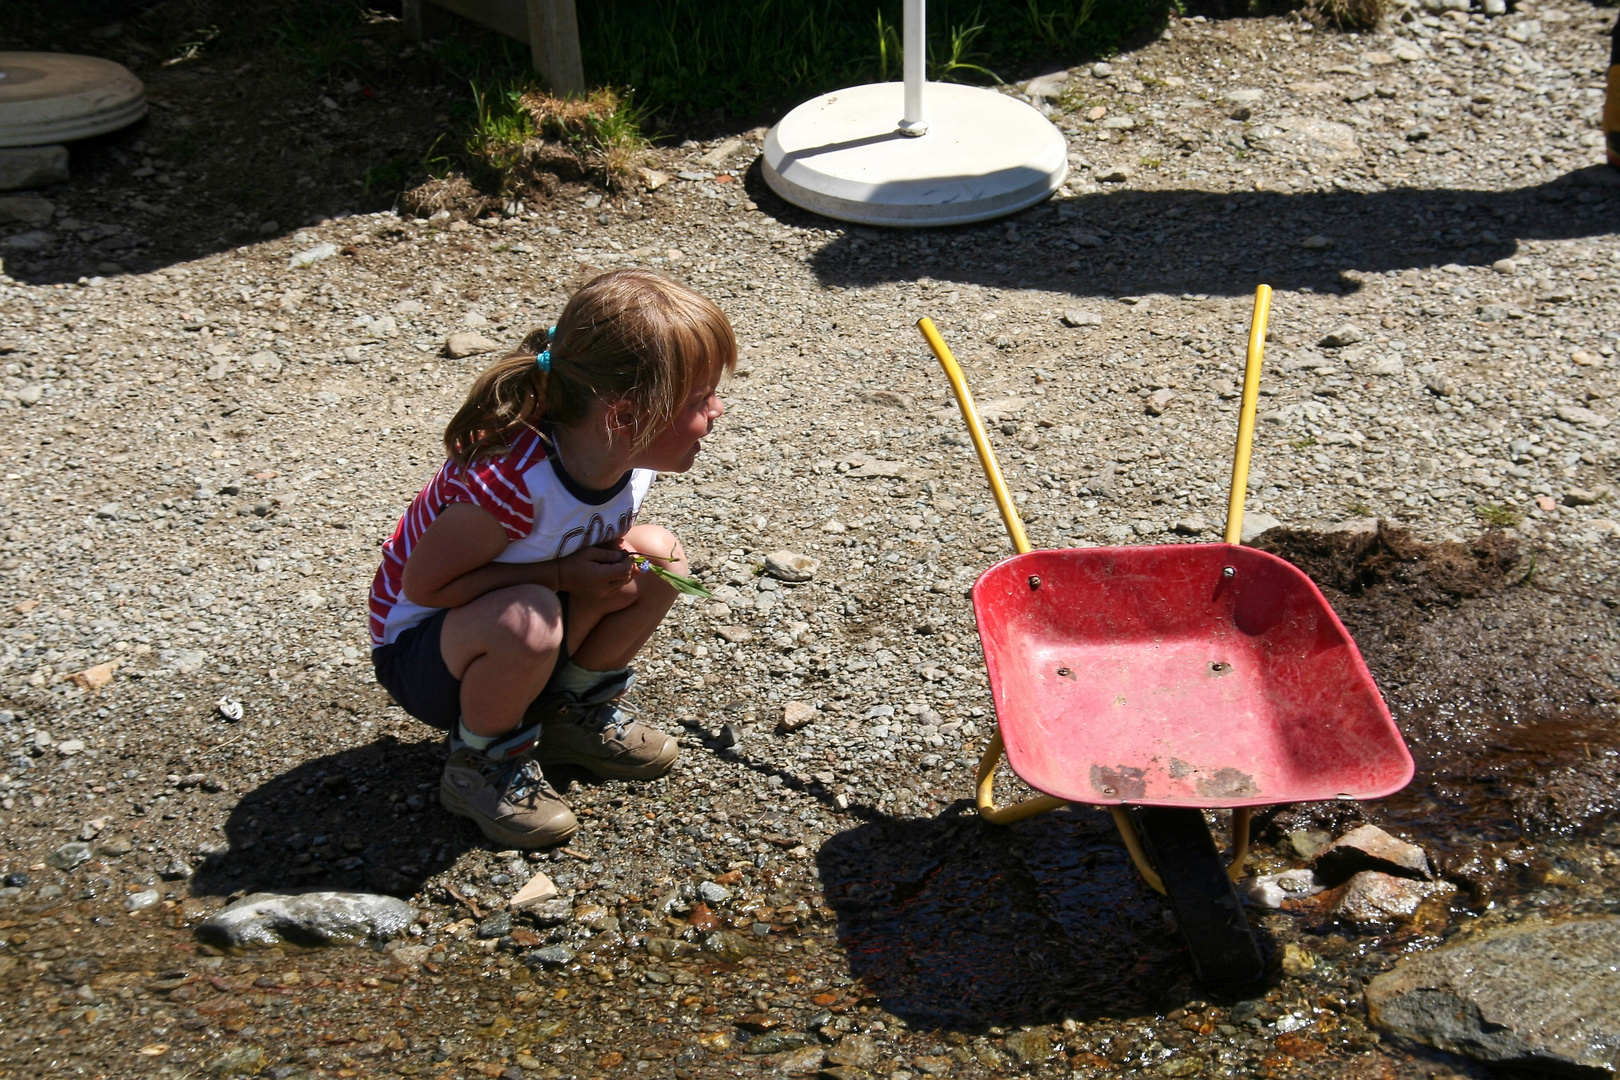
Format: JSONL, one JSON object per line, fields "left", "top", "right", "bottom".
{"left": 628, "top": 524, "right": 686, "bottom": 573}
{"left": 492, "top": 585, "right": 564, "bottom": 656}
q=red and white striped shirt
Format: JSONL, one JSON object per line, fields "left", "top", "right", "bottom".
{"left": 369, "top": 429, "right": 654, "bottom": 647}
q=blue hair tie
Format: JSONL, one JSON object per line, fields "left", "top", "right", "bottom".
{"left": 536, "top": 325, "right": 557, "bottom": 373}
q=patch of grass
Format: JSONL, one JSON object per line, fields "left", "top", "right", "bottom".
{"left": 1347, "top": 500, "right": 1373, "bottom": 517}
{"left": 1305, "top": 0, "right": 1388, "bottom": 30}
{"left": 1476, "top": 503, "right": 1524, "bottom": 529}
{"left": 467, "top": 81, "right": 537, "bottom": 180}
{"left": 521, "top": 88, "right": 650, "bottom": 189}
{"left": 1290, "top": 435, "right": 1318, "bottom": 449}
{"left": 270, "top": 1, "right": 373, "bottom": 79}
{"left": 1139, "top": 156, "right": 1164, "bottom": 169}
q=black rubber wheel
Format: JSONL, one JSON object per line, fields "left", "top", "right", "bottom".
{"left": 1130, "top": 806, "right": 1265, "bottom": 987}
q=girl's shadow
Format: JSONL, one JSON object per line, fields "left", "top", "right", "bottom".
{"left": 190, "top": 734, "right": 554, "bottom": 900}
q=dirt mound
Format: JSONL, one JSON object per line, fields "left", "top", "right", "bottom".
{"left": 1255, "top": 522, "right": 1619, "bottom": 843}
{"left": 1255, "top": 521, "right": 1523, "bottom": 606}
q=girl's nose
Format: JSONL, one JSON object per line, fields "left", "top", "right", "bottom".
{"left": 710, "top": 396, "right": 726, "bottom": 420}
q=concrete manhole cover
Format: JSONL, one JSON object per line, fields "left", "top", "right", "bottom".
{"left": 0, "top": 52, "right": 146, "bottom": 147}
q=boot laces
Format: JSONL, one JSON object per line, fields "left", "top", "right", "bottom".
{"left": 575, "top": 697, "right": 634, "bottom": 739}
{"left": 486, "top": 757, "right": 553, "bottom": 807}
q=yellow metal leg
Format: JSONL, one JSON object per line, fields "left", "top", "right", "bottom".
{"left": 1108, "top": 806, "right": 1253, "bottom": 894}
{"left": 1227, "top": 807, "right": 1252, "bottom": 882}
{"left": 1109, "top": 807, "right": 1168, "bottom": 895}
{"left": 974, "top": 729, "right": 1068, "bottom": 824}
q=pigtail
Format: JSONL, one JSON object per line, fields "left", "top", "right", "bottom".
{"left": 443, "top": 325, "right": 554, "bottom": 466}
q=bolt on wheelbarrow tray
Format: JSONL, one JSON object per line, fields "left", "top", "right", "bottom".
{"left": 917, "top": 288, "right": 1414, "bottom": 988}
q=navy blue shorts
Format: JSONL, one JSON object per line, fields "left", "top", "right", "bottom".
{"left": 371, "top": 596, "right": 570, "bottom": 731}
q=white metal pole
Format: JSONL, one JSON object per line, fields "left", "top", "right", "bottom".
{"left": 898, "top": 0, "right": 928, "bottom": 136}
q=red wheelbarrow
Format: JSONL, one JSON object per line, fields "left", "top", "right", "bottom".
{"left": 916, "top": 287, "right": 1413, "bottom": 986}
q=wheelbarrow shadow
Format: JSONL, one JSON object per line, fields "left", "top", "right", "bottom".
{"left": 816, "top": 802, "right": 1274, "bottom": 1029}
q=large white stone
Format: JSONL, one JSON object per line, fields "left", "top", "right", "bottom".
{"left": 0, "top": 145, "right": 67, "bottom": 191}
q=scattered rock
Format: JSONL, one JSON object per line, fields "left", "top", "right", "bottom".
{"left": 1312, "top": 824, "right": 1430, "bottom": 884}
{"left": 522, "top": 944, "right": 576, "bottom": 968}
{"left": 287, "top": 242, "right": 338, "bottom": 269}
{"left": 1239, "top": 512, "right": 1282, "bottom": 544}
{"left": 2, "top": 229, "right": 56, "bottom": 252}
{"left": 1172, "top": 515, "right": 1207, "bottom": 536}
{"left": 1367, "top": 917, "right": 1620, "bottom": 1075}
{"left": 698, "top": 880, "right": 733, "bottom": 904}
{"left": 1322, "top": 517, "right": 1379, "bottom": 537}
{"left": 1246, "top": 115, "right": 1360, "bottom": 164}
{"left": 702, "top": 930, "right": 758, "bottom": 960}
{"left": 767, "top": 1044, "right": 828, "bottom": 1073}
{"left": 638, "top": 167, "right": 670, "bottom": 191}
{"left": 698, "top": 138, "right": 744, "bottom": 168}
{"left": 1319, "top": 323, "right": 1365, "bottom": 348}
{"left": 1328, "top": 871, "right": 1454, "bottom": 924}
{"left": 1004, "top": 1029, "right": 1055, "bottom": 1067}
{"left": 125, "top": 889, "right": 161, "bottom": 913}
{"left": 1145, "top": 388, "right": 1175, "bottom": 416}
{"left": 1280, "top": 943, "right": 1316, "bottom": 976}
{"left": 858, "top": 389, "right": 913, "bottom": 409}
{"left": 477, "top": 911, "right": 512, "bottom": 938}
{"left": 826, "top": 1034, "right": 880, "bottom": 1070}
{"left": 0, "top": 145, "right": 69, "bottom": 191}
{"left": 1563, "top": 487, "right": 1609, "bottom": 507}
{"left": 1244, "top": 868, "right": 1324, "bottom": 909}
{"left": 195, "top": 891, "right": 417, "bottom": 949}
{"left": 46, "top": 842, "right": 91, "bottom": 870}
{"left": 0, "top": 195, "right": 55, "bottom": 226}
{"left": 778, "top": 701, "right": 817, "bottom": 733}
{"left": 1554, "top": 404, "right": 1610, "bottom": 429}
{"left": 507, "top": 870, "right": 559, "bottom": 910}
{"left": 1061, "top": 308, "right": 1103, "bottom": 328}
{"left": 202, "top": 1046, "right": 267, "bottom": 1076}
{"left": 443, "top": 332, "right": 502, "bottom": 359}
{"left": 1024, "top": 73, "right": 1070, "bottom": 101}
{"left": 1300, "top": 235, "right": 1334, "bottom": 251}
{"left": 763, "top": 550, "right": 818, "bottom": 582}
{"left": 1096, "top": 166, "right": 1133, "bottom": 183}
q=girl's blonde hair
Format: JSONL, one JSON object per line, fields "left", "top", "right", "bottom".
{"left": 444, "top": 269, "right": 737, "bottom": 466}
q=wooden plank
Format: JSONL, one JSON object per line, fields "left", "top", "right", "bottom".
{"left": 404, "top": 0, "right": 587, "bottom": 93}
{"left": 527, "top": 0, "right": 586, "bottom": 95}
{"left": 424, "top": 0, "right": 530, "bottom": 42}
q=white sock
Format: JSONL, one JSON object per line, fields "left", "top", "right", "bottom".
{"left": 456, "top": 719, "right": 499, "bottom": 752}
{"left": 552, "top": 660, "right": 627, "bottom": 695}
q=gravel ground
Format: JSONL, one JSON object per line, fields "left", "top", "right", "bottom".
{"left": 1, "top": 2, "right": 1618, "bottom": 1078}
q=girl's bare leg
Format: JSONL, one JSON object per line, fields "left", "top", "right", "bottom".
{"left": 566, "top": 524, "right": 685, "bottom": 671}
{"left": 439, "top": 583, "right": 565, "bottom": 737}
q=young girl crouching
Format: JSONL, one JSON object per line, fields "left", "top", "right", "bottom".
{"left": 368, "top": 269, "right": 735, "bottom": 847}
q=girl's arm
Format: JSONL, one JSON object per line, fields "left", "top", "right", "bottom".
{"left": 401, "top": 503, "right": 631, "bottom": 609}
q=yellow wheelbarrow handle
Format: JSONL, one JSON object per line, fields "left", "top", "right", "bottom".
{"left": 917, "top": 296, "right": 1269, "bottom": 889}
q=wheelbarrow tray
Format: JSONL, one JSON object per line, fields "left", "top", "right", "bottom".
{"left": 973, "top": 544, "right": 1413, "bottom": 809}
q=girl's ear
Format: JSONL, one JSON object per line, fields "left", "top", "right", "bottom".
{"left": 603, "top": 398, "right": 640, "bottom": 437}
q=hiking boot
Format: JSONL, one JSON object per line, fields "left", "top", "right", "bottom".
{"left": 439, "top": 726, "right": 578, "bottom": 848}
{"left": 529, "top": 671, "right": 678, "bottom": 780}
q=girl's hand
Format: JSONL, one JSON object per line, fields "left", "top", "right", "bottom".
{"left": 554, "top": 541, "right": 633, "bottom": 599}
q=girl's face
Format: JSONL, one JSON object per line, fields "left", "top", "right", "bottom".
{"left": 632, "top": 378, "right": 724, "bottom": 473}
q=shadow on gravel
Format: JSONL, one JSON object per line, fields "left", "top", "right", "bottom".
{"left": 191, "top": 734, "right": 482, "bottom": 900}
{"left": 816, "top": 802, "right": 1255, "bottom": 1029}
{"left": 779, "top": 166, "right": 1620, "bottom": 298}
